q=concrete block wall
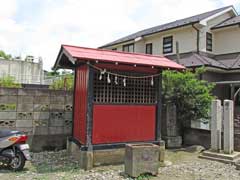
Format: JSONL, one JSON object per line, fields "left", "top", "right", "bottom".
{"left": 0, "top": 87, "right": 73, "bottom": 152}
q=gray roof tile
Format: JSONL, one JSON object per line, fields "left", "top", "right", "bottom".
{"left": 215, "top": 53, "right": 240, "bottom": 69}
{"left": 100, "top": 6, "right": 233, "bottom": 48}
{"left": 168, "top": 53, "right": 227, "bottom": 69}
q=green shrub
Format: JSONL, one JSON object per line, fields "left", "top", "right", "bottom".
{"left": 162, "top": 67, "right": 215, "bottom": 128}
{"left": 0, "top": 76, "right": 22, "bottom": 88}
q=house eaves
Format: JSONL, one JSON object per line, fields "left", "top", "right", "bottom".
{"left": 212, "top": 15, "right": 240, "bottom": 30}
{"left": 199, "top": 6, "right": 237, "bottom": 26}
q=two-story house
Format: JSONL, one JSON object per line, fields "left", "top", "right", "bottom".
{"left": 100, "top": 5, "right": 240, "bottom": 104}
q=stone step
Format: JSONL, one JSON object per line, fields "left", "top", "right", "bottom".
{"left": 199, "top": 151, "right": 240, "bottom": 164}
{"left": 199, "top": 155, "right": 240, "bottom": 164}
{"left": 202, "top": 151, "right": 240, "bottom": 161}
{"left": 199, "top": 154, "right": 236, "bottom": 164}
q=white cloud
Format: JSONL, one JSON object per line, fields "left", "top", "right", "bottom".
{"left": 0, "top": 0, "right": 239, "bottom": 70}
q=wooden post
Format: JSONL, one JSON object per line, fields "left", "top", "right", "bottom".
{"left": 156, "top": 71, "right": 162, "bottom": 141}
{"left": 176, "top": 41, "right": 180, "bottom": 64}
{"left": 86, "top": 65, "right": 94, "bottom": 151}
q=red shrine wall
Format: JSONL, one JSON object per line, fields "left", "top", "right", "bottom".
{"left": 92, "top": 104, "right": 156, "bottom": 144}
{"left": 73, "top": 65, "right": 88, "bottom": 144}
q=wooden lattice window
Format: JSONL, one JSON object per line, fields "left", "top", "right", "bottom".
{"left": 93, "top": 71, "right": 157, "bottom": 104}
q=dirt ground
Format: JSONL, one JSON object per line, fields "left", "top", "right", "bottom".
{"left": 0, "top": 149, "right": 240, "bottom": 180}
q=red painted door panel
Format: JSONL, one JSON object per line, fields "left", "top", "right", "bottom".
{"left": 92, "top": 105, "right": 156, "bottom": 144}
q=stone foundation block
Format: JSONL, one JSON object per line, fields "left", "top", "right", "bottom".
{"left": 93, "top": 148, "right": 125, "bottom": 166}
{"left": 50, "top": 112, "right": 64, "bottom": 120}
{"left": 80, "top": 151, "right": 94, "bottom": 170}
{"left": 64, "top": 127, "right": 72, "bottom": 134}
{"left": 50, "top": 104, "right": 64, "bottom": 111}
{"left": 159, "top": 141, "right": 165, "bottom": 162}
{"left": 33, "top": 96, "right": 50, "bottom": 104}
{"left": 0, "top": 120, "right": 15, "bottom": 127}
{"left": 64, "top": 112, "right": 72, "bottom": 119}
{"left": 0, "top": 95, "right": 17, "bottom": 103}
{"left": 49, "top": 119, "right": 64, "bottom": 127}
{"left": 16, "top": 120, "right": 33, "bottom": 128}
{"left": 17, "top": 103, "right": 33, "bottom": 112}
{"left": 125, "top": 143, "right": 159, "bottom": 177}
{"left": 33, "top": 127, "right": 49, "bottom": 135}
{"left": 0, "top": 88, "right": 18, "bottom": 95}
{"left": 0, "top": 112, "right": 16, "bottom": 119}
{"left": 163, "top": 136, "right": 182, "bottom": 148}
{"left": 18, "top": 112, "right": 33, "bottom": 120}
{"left": 50, "top": 96, "right": 65, "bottom": 104}
{"left": 48, "top": 127, "right": 64, "bottom": 135}
{"left": 17, "top": 96, "right": 33, "bottom": 104}
{"left": 18, "top": 89, "right": 36, "bottom": 96}
{"left": 33, "top": 104, "right": 49, "bottom": 111}
{"left": 34, "top": 112, "right": 50, "bottom": 120}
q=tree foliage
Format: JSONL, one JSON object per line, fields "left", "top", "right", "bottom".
{"left": 0, "top": 50, "right": 12, "bottom": 60}
{"left": 0, "top": 76, "right": 22, "bottom": 88}
{"left": 49, "top": 74, "right": 74, "bottom": 91}
{"left": 162, "top": 67, "right": 215, "bottom": 127}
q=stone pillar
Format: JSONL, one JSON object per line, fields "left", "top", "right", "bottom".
{"left": 211, "top": 100, "right": 222, "bottom": 152}
{"left": 223, "top": 100, "right": 234, "bottom": 154}
{"left": 162, "top": 103, "right": 182, "bottom": 148}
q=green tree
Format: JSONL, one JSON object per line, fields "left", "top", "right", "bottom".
{"left": 46, "top": 70, "right": 60, "bottom": 77}
{"left": 49, "top": 74, "right": 74, "bottom": 91}
{"left": 162, "top": 68, "right": 215, "bottom": 129}
{"left": 0, "top": 76, "right": 22, "bottom": 88}
{"left": 0, "top": 50, "right": 12, "bottom": 60}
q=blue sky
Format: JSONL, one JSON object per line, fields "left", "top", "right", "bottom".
{"left": 0, "top": 0, "right": 239, "bottom": 70}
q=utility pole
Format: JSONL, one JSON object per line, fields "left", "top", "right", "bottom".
{"left": 176, "top": 41, "right": 180, "bottom": 64}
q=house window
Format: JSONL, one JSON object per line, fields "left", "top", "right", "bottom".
{"left": 163, "top": 36, "right": 173, "bottom": 54}
{"left": 145, "top": 43, "right": 153, "bottom": 54}
{"left": 112, "top": 48, "right": 117, "bottom": 51}
{"left": 122, "top": 43, "right": 134, "bottom": 53}
{"left": 206, "top": 32, "right": 212, "bottom": 52}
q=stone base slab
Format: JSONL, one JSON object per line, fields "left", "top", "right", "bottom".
{"left": 199, "top": 150, "right": 240, "bottom": 164}
{"left": 67, "top": 140, "right": 166, "bottom": 170}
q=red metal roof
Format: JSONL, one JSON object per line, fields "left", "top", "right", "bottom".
{"left": 55, "top": 44, "right": 185, "bottom": 69}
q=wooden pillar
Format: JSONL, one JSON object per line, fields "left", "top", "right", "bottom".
{"left": 71, "top": 67, "right": 77, "bottom": 135}
{"left": 156, "top": 71, "right": 162, "bottom": 141}
{"left": 230, "top": 84, "right": 234, "bottom": 100}
{"left": 86, "top": 65, "right": 94, "bottom": 151}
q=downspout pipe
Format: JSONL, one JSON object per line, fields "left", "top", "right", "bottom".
{"left": 192, "top": 24, "right": 200, "bottom": 54}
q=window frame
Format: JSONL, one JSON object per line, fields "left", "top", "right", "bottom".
{"left": 122, "top": 43, "right": 135, "bottom": 53}
{"left": 145, "top": 43, "right": 153, "bottom": 55}
{"left": 206, "top": 32, "right": 213, "bottom": 52}
{"left": 163, "top": 36, "right": 173, "bottom": 54}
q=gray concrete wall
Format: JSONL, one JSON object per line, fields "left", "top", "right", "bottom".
{"left": 0, "top": 58, "right": 44, "bottom": 84}
{"left": 0, "top": 87, "right": 73, "bottom": 152}
{"left": 184, "top": 128, "right": 240, "bottom": 151}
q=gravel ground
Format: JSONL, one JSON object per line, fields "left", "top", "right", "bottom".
{"left": 0, "top": 149, "right": 240, "bottom": 180}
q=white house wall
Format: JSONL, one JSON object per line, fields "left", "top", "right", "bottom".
{"left": 214, "top": 26, "right": 240, "bottom": 54}
{"left": 106, "top": 26, "right": 197, "bottom": 56}
{"left": 199, "top": 11, "right": 233, "bottom": 53}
